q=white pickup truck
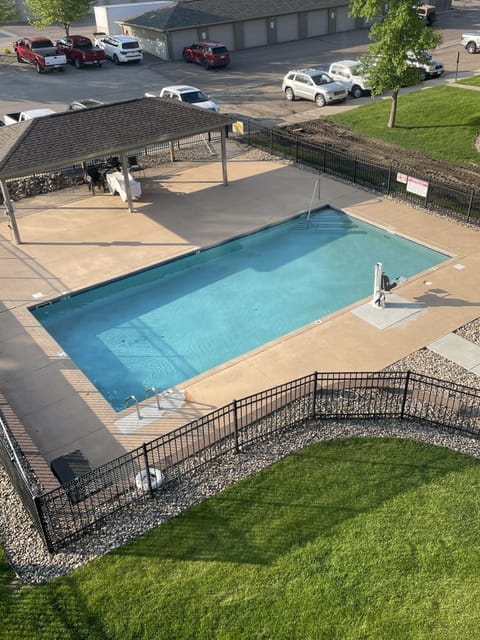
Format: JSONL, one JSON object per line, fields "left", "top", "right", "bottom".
{"left": 461, "top": 31, "right": 480, "bottom": 54}
{"left": 3, "top": 108, "right": 56, "bottom": 126}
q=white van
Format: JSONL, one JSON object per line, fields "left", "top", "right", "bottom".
{"left": 328, "top": 60, "right": 371, "bottom": 98}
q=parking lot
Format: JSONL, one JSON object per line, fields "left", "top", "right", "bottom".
{"left": 1, "top": 1, "right": 480, "bottom": 124}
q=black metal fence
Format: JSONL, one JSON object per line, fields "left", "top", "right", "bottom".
{"left": 238, "top": 120, "right": 480, "bottom": 224}
{"left": 1, "top": 370, "right": 479, "bottom": 553}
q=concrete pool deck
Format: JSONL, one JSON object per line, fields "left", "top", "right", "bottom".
{"left": 1, "top": 143, "right": 479, "bottom": 482}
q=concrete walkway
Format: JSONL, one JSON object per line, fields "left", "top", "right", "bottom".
{"left": 1, "top": 142, "right": 479, "bottom": 482}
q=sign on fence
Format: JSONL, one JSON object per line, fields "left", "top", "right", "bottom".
{"left": 406, "top": 176, "right": 429, "bottom": 198}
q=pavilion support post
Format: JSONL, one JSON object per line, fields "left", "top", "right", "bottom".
{"left": 220, "top": 128, "right": 228, "bottom": 186}
{"left": 169, "top": 140, "right": 176, "bottom": 163}
{"left": 120, "top": 152, "right": 135, "bottom": 213}
{"left": 0, "top": 180, "right": 21, "bottom": 244}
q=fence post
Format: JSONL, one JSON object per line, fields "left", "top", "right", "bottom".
{"left": 323, "top": 144, "right": 327, "bottom": 172}
{"left": 467, "top": 189, "right": 474, "bottom": 222}
{"left": 311, "top": 371, "right": 318, "bottom": 420}
{"left": 270, "top": 129, "right": 273, "bottom": 155}
{"left": 295, "top": 137, "right": 299, "bottom": 163}
{"left": 400, "top": 370, "right": 411, "bottom": 420}
{"left": 142, "top": 443, "right": 154, "bottom": 498}
{"left": 387, "top": 165, "right": 392, "bottom": 195}
{"left": 33, "top": 495, "right": 54, "bottom": 553}
{"left": 353, "top": 157, "right": 357, "bottom": 184}
{"left": 233, "top": 399, "right": 239, "bottom": 453}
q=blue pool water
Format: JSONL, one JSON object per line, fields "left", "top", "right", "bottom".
{"left": 31, "top": 208, "right": 447, "bottom": 411}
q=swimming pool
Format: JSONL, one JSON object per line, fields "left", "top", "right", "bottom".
{"left": 31, "top": 207, "right": 448, "bottom": 411}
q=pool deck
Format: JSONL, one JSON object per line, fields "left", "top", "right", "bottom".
{"left": 1, "top": 142, "right": 479, "bottom": 484}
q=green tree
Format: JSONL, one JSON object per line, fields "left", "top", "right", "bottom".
{"left": 24, "top": 0, "right": 95, "bottom": 36}
{"left": 350, "top": 0, "right": 442, "bottom": 128}
{"left": 0, "top": 0, "right": 19, "bottom": 25}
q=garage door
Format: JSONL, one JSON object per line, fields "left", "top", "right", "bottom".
{"left": 276, "top": 14, "right": 298, "bottom": 43}
{"left": 307, "top": 10, "right": 328, "bottom": 37}
{"left": 208, "top": 24, "right": 235, "bottom": 51}
{"left": 171, "top": 29, "right": 198, "bottom": 60}
{"left": 336, "top": 6, "right": 356, "bottom": 32}
{"left": 243, "top": 19, "right": 268, "bottom": 48}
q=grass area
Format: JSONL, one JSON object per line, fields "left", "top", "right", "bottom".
{"left": 457, "top": 75, "right": 480, "bottom": 87}
{"left": 2, "top": 437, "right": 480, "bottom": 639}
{"left": 328, "top": 85, "right": 480, "bottom": 165}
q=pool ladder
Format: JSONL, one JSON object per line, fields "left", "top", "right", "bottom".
{"left": 125, "top": 387, "right": 161, "bottom": 419}
{"left": 306, "top": 176, "right": 321, "bottom": 221}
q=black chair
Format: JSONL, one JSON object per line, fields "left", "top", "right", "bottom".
{"left": 127, "top": 155, "right": 144, "bottom": 176}
{"left": 86, "top": 166, "right": 103, "bottom": 194}
{"left": 106, "top": 156, "right": 120, "bottom": 170}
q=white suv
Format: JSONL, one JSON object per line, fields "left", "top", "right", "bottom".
{"left": 282, "top": 69, "right": 347, "bottom": 107}
{"left": 328, "top": 60, "right": 371, "bottom": 98}
{"left": 145, "top": 85, "right": 219, "bottom": 111}
{"left": 94, "top": 35, "right": 143, "bottom": 64}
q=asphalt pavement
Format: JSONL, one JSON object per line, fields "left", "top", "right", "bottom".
{"left": 1, "top": 1, "right": 480, "bottom": 123}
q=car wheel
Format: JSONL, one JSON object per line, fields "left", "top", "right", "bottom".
{"left": 183, "top": 52, "right": 191, "bottom": 63}
{"left": 16, "top": 52, "right": 23, "bottom": 63}
{"left": 96, "top": 61, "right": 102, "bottom": 68}
{"left": 74, "top": 57, "right": 82, "bottom": 69}
{"left": 35, "top": 61, "right": 42, "bottom": 74}
{"left": 467, "top": 42, "right": 477, "bottom": 54}
{"left": 202, "top": 57, "right": 210, "bottom": 69}
{"left": 418, "top": 69, "right": 427, "bottom": 82}
{"left": 351, "top": 85, "right": 362, "bottom": 99}
{"left": 284, "top": 87, "right": 295, "bottom": 101}
{"left": 315, "top": 93, "right": 326, "bottom": 107}
{"left": 113, "top": 54, "right": 119, "bottom": 65}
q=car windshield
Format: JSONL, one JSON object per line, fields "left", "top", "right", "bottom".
{"left": 122, "top": 41, "right": 139, "bottom": 50}
{"left": 312, "top": 73, "right": 334, "bottom": 86}
{"left": 181, "top": 90, "right": 209, "bottom": 103}
{"left": 212, "top": 46, "right": 227, "bottom": 54}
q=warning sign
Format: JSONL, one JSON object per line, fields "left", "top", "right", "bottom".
{"left": 406, "top": 176, "right": 429, "bottom": 198}
{"left": 232, "top": 121, "right": 244, "bottom": 134}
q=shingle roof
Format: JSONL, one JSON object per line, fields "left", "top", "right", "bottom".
{"left": 121, "top": 0, "right": 333, "bottom": 30}
{"left": 0, "top": 98, "right": 234, "bottom": 180}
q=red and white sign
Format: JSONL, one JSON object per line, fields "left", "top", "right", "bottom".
{"left": 396, "top": 172, "right": 408, "bottom": 184}
{"left": 406, "top": 176, "right": 429, "bottom": 198}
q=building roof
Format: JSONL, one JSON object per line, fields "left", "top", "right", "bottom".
{"left": 0, "top": 97, "right": 234, "bottom": 181}
{"left": 121, "top": 0, "right": 333, "bottom": 31}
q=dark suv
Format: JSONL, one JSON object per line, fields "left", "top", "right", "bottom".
{"left": 182, "top": 41, "right": 230, "bottom": 69}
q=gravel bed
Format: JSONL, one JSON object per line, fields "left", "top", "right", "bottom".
{"left": 0, "top": 318, "right": 479, "bottom": 584}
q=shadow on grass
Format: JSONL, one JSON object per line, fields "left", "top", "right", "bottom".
{"left": 111, "top": 437, "right": 478, "bottom": 565}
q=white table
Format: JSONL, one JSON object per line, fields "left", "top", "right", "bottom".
{"left": 105, "top": 171, "right": 141, "bottom": 201}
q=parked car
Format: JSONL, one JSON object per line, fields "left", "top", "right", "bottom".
{"left": 461, "top": 31, "right": 480, "bottom": 54}
{"left": 13, "top": 37, "right": 67, "bottom": 73}
{"left": 145, "top": 85, "right": 219, "bottom": 111}
{"left": 416, "top": 4, "right": 436, "bottom": 25}
{"left": 3, "top": 108, "right": 56, "bottom": 126}
{"left": 406, "top": 50, "right": 444, "bottom": 80}
{"left": 67, "top": 99, "right": 105, "bottom": 111}
{"left": 55, "top": 35, "right": 105, "bottom": 69}
{"left": 94, "top": 34, "right": 142, "bottom": 64}
{"left": 282, "top": 69, "right": 347, "bottom": 107}
{"left": 182, "top": 41, "right": 229, "bottom": 69}
{"left": 328, "top": 60, "right": 371, "bottom": 98}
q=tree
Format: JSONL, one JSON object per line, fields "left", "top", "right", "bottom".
{"left": 350, "top": 0, "right": 442, "bottom": 128}
{"left": 24, "top": 0, "right": 95, "bottom": 36}
{"left": 0, "top": 0, "right": 19, "bottom": 25}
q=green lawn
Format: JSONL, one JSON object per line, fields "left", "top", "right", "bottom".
{"left": 2, "top": 437, "right": 480, "bottom": 639}
{"left": 457, "top": 75, "right": 480, "bottom": 87}
{"left": 328, "top": 85, "right": 480, "bottom": 165}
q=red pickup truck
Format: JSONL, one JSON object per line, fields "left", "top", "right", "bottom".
{"left": 55, "top": 35, "right": 105, "bottom": 69}
{"left": 13, "top": 37, "right": 67, "bottom": 73}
